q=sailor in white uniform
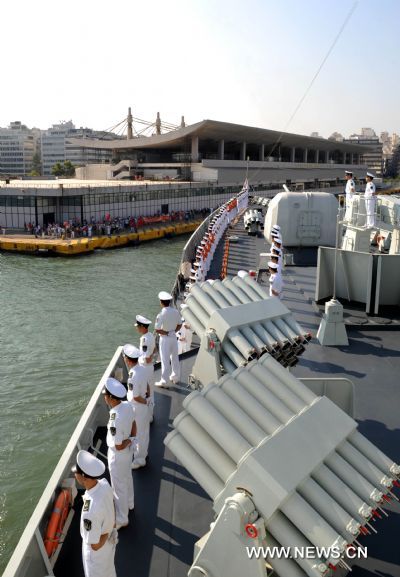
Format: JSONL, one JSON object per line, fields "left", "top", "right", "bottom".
{"left": 271, "top": 245, "right": 283, "bottom": 270}
{"left": 154, "top": 291, "right": 182, "bottom": 388}
{"left": 272, "top": 232, "right": 283, "bottom": 252}
{"left": 123, "top": 344, "right": 150, "bottom": 470}
{"left": 344, "top": 170, "right": 356, "bottom": 222}
{"left": 103, "top": 378, "right": 135, "bottom": 526}
{"left": 364, "top": 172, "right": 377, "bottom": 228}
{"left": 135, "top": 315, "right": 155, "bottom": 423}
{"left": 268, "top": 261, "right": 283, "bottom": 299}
{"left": 270, "top": 224, "right": 281, "bottom": 241}
{"left": 265, "top": 252, "right": 282, "bottom": 274}
{"left": 176, "top": 316, "right": 193, "bottom": 355}
{"left": 73, "top": 450, "right": 117, "bottom": 577}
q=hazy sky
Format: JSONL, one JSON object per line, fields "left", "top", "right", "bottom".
{"left": 1, "top": 0, "right": 399, "bottom": 138}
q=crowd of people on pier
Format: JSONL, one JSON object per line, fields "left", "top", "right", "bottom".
{"left": 24, "top": 208, "right": 212, "bottom": 240}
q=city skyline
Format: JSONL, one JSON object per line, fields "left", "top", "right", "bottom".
{"left": 1, "top": 0, "right": 399, "bottom": 136}
{"left": 1, "top": 117, "right": 399, "bottom": 144}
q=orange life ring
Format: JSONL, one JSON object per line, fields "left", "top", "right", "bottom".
{"left": 44, "top": 488, "right": 71, "bottom": 556}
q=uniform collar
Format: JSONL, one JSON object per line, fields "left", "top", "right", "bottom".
{"left": 85, "top": 480, "right": 100, "bottom": 497}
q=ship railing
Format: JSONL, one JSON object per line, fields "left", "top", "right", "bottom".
{"left": 2, "top": 347, "right": 128, "bottom": 577}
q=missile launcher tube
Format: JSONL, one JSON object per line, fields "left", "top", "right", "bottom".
{"left": 219, "top": 374, "right": 282, "bottom": 434}
{"left": 247, "top": 362, "right": 307, "bottom": 414}
{"left": 165, "top": 432, "right": 224, "bottom": 500}
{"left": 234, "top": 367, "right": 295, "bottom": 423}
{"left": 183, "top": 392, "right": 251, "bottom": 463}
{"left": 337, "top": 440, "right": 393, "bottom": 488}
{"left": 299, "top": 477, "right": 361, "bottom": 540}
{"left": 349, "top": 430, "right": 400, "bottom": 476}
{"left": 326, "top": 453, "right": 383, "bottom": 504}
{"left": 312, "top": 464, "right": 372, "bottom": 523}
{"left": 173, "top": 412, "right": 236, "bottom": 483}
{"left": 203, "top": 384, "right": 266, "bottom": 447}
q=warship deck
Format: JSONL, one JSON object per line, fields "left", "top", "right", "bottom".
{"left": 55, "top": 215, "right": 400, "bottom": 577}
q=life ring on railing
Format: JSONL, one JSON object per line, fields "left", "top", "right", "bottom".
{"left": 44, "top": 488, "right": 71, "bottom": 557}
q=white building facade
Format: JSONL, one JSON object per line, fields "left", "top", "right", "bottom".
{"left": 0, "top": 122, "right": 35, "bottom": 176}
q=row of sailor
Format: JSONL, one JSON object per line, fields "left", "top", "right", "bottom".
{"left": 187, "top": 184, "right": 249, "bottom": 292}
{"left": 268, "top": 225, "right": 284, "bottom": 299}
{"left": 72, "top": 290, "right": 184, "bottom": 577}
{"left": 344, "top": 169, "right": 377, "bottom": 228}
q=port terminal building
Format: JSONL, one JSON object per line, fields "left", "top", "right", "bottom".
{"left": 69, "top": 119, "right": 369, "bottom": 184}
{"left": 0, "top": 120, "right": 372, "bottom": 229}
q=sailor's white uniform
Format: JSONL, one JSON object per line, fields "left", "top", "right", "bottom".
{"left": 268, "top": 261, "right": 283, "bottom": 299}
{"left": 345, "top": 178, "right": 355, "bottom": 222}
{"left": 107, "top": 401, "right": 135, "bottom": 523}
{"left": 80, "top": 478, "right": 116, "bottom": 577}
{"left": 177, "top": 323, "right": 193, "bottom": 355}
{"left": 127, "top": 365, "right": 150, "bottom": 467}
{"left": 364, "top": 180, "right": 376, "bottom": 228}
{"left": 139, "top": 331, "right": 156, "bottom": 419}
{"left": 155, "top": 306, "right": 181, "bottom": 385}
{"left": 269, "top": 272, "right": 283, "bottom": 299}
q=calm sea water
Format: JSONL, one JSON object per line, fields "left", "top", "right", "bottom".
{"left": 0, "top": 236, "right": 187, "bottom": 572}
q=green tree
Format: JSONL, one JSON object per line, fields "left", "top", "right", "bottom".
{"left": 63, "top": 160, "right": 75, "bottom": 177}
{"left": 31, "top": 151, "right": 42, "bottom": 176}
{"left": 51, "top": 162, "right": 65, "bottom": 176}
{"left": 51, "top": 161, "right": 76, "bottom": 177}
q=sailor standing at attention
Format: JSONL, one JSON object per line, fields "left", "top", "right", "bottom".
{"left": 364, "top": 172, "right": 377, "bottom": 229}
{"left": 266, "top": 252, "right": 282, "bottom": 274}
{"left": 123, "top": 344, "right": 150, "bottom": 470}
{"left": 72, "top": 450, "right": 117, "bottom": 577}
{"left": 103, "top": 377, "right": 135, "bottom": 527}
{"left": 154, "top": 291, "right": 182, "bottom": 388}
{"left": 271, "top": 232, "right": 284, "bottom": 255}
{"left": 271, "top": 245, "right": 283, "bottom": 273}
{"left": 270, "top": 224, "right": 281, "bottom": 240}
{"left": 135, "top": 314, "right": 156, "bottom": 423}
{"left": 268, "top": 261, "right": 283, "bottom": 299}
{"left": 344, "top": 170, "right": 356, "bottom": 222}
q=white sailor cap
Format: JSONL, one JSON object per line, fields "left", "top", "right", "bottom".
{"left": 123, "top": 343, "right": 140, "bottom": 359}
{"left": 366, "top": 172, "right": 375, "bottom": 178}
{"left": 190, "top": 268, "right": 197, "bottom": 274}
{"left": 158, "top": 291, "right": 173, "bottom": 300}
{"left": 272, "top": 224, "right": 281, "bottom": 230}
{"left": 135, "top": 314, "right": 152, "bottom": 326}
{"left": 72, "top": 449, "right": 105, "bottom": 479}
{"left": 200, "top": 239, "right": 207, "bottom": 245}
{"left": 273, "top": 236, "right": 282, "bottom": 243}
{"left": 345, "top": 170, "right": 353, "bottom": 175}
{"left": 271, "top": 246, "right": 282, "bottom": 254}
{"left": 268, "top": 261, "right": 278, "bottom": 270}
{"left": 102, "top": 377, "right": 126, "bottom": 399}
{"left": 237, "top": 270, "right": 249, "bottom": 278}
{"left": 193, "top": 261, "right": 201, "bottom": 267}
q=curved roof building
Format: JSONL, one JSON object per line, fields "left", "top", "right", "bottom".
{"left": 68, "top": 119, "right": 372, "bottom": 184}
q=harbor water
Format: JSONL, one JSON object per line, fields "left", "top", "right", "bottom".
{"left": 0, "top": 236, "right": 187, "bottom": 572}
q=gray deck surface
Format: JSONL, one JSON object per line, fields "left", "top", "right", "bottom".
{"left": 55, "top": 212, "right": 400, "bottom": 577}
